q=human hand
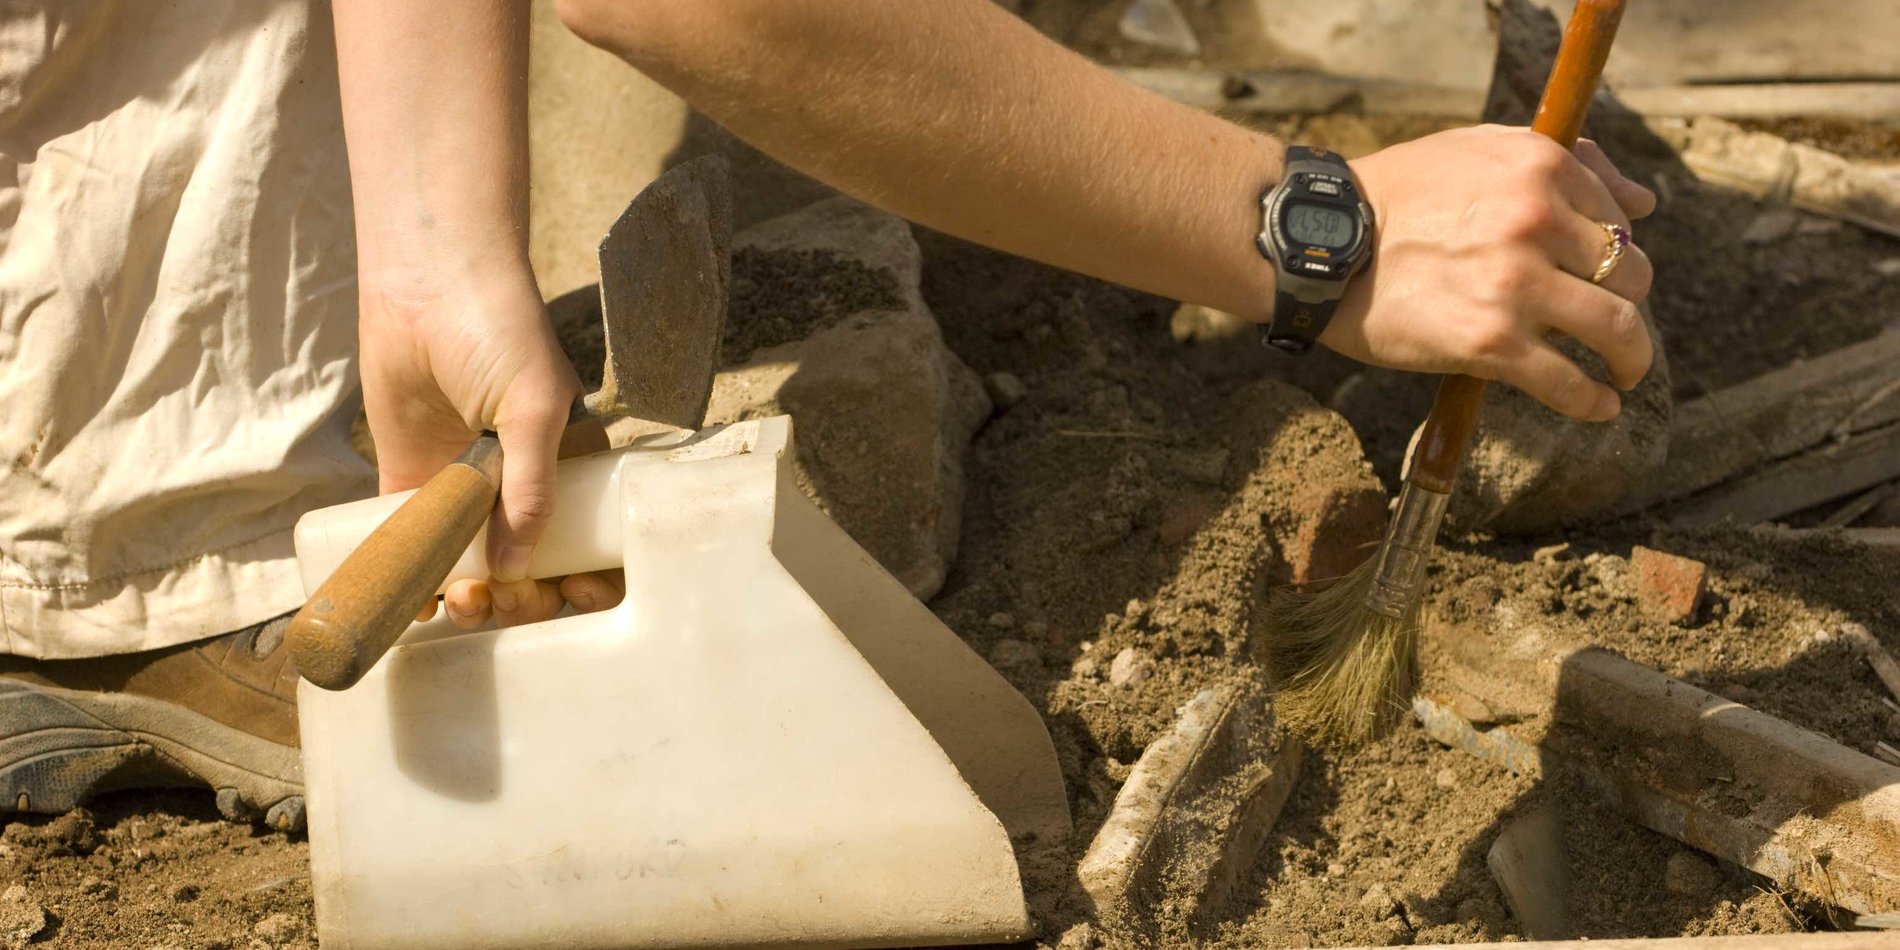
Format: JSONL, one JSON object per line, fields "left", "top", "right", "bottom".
{"left": 358, "top": 264, "right": 624, "bottom": 628}
{"left": 1319, "top": 126, "right": 1658, "bottom": 421}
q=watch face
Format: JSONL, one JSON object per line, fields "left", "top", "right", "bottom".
{"left": 1284, "top": 201, "right": 1355, "bottom": 249}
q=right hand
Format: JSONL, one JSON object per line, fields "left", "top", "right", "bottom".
{"left": 1318, "top": 125, "right": 1658, "bottom": 421}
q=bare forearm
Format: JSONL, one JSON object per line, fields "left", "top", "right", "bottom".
{"left": 333, "top": 0, "right": 534, "bottom": 299}
{"left": 560, "top": 0, "right": 1283, "bottom": 321}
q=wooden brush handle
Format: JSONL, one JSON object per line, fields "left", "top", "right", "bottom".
{"left": 1406, "top": 0, "right": 1626, "bottom": 495}
{"left": 287, "top": 435, "right": 504, "bottom": 690}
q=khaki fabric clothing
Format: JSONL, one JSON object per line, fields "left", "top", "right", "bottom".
{"left": 0, "top": 1, "right": 371, "bottom": 659}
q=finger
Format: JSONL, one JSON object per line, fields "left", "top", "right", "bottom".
{"left": 1544, "top": 211, "right": 1655, "bottom": 304}
{"left": 559, "top": 571, "right": 625, "bottom": 614}
{"left": 1491, "top": 336, "right": 1622, "bottom": 422}
{"left": 488, "top": 396, "right": 570, "bottom": 583}
{"left": 1574, "top": 139, "right": 1657, "bottom": 221}
{"left": 415, "top": 598, "right": 440, "bottom": 624}
{"left": 488, "top": 577, "right": 566, "bottom": 627}
{"left": 1525, "top": 269, "right": 1654, "bottom": 391}
{"left": 444, "top": 579, "right": 492, "bottom": 630}
{"left": 1545, "top": 144, "right": 1631, "bottom": 232}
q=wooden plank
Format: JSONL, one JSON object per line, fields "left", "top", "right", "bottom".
{"left": 1670, "top": 118, "right": 1900, "bottom": 240}
{"left": 1078, "top": 682, "right": 1302, "bottom": 935}
{"left": 1536, "top": 0, "right": 1900, "bottom": 87}
{"left": 1667, "top": 421, "right": 1900, "bottom": 527}
{"left": 1419, "top": 615, "right": 1900, "bottom": 916}
{"left": 1623, "top": 331, "right": 1900, "bottom": 511}
{"left": 1337, "top": 933, "right": 1900, "bottom": 949}
{"left": 1615, "top": 82, "right": 1900, "bottom": 122}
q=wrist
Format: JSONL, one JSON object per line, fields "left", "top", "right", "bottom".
{"left": 1252, "top": 145, "right": 1374, "bottom": 354}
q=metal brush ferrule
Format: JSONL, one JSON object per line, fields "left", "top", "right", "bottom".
{"left": 1363, "top": 482, "right": 1450, "bottom": 619}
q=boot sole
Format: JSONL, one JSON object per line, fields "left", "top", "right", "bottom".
{"left": 0, "top": 679, "right": 305, "bottom": 831}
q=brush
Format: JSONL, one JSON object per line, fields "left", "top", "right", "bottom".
{"left": 1260, "top": 0, "right": 1629, "bottom": 749}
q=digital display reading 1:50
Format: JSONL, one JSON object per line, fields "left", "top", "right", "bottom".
{"left": 1285, "top": 202, "right": 1353, "bottom": 249}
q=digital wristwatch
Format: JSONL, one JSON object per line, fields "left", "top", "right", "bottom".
{"left": 1255, "top": 146, "right": 1375, "bottom": 354}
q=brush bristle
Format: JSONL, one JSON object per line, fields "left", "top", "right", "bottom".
{"left": 1258, "top": 558, "right": 1421, "bottom": 750}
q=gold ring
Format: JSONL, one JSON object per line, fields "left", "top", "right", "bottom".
{"left": 1591, "top": 222, "right": 1632, "bottom": 284}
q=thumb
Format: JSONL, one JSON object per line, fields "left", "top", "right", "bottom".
{"left": 487, "top": 392, "right": 572, "bottom": 583}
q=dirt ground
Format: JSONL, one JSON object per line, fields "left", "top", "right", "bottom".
{"left": 6, "top": 70, "right": 1900, "bottom": 950}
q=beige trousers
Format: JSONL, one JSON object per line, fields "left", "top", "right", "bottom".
{"left": 0, "top": 1, "right": 372, "bottom": 659}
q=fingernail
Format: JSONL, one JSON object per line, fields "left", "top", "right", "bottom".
{"left": 570, "top": 590, "right": 595, "bottom": 612}
{"left": 494, "top": 545, "right": 532, "bottom": 583}
{"left": 446, "top": 599, "right": 472, "bottom": 619}
{"left": 491, "top": 586, "right": 518, "bottom": 613}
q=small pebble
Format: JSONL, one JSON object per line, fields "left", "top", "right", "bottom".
{"left": 1070, "top": 655, "right": 1101, "bottom": 680}
{"left": 253, "top": 912, "right": 306, "bottom": 945}
{"left": 1876, "top": 258, "right": 1900, "bottom": 278}
{"left": 987, "top": 638, "right": 1041, "bottom": 670}
{"left": 986, "top": 611, "right": 1016, "bottom": 630}
{"left": 1664, "top": 850, "right": 1720, "bottom": 897}
{"left": 1434, "top": 767, "right": 1458, "bottom": 790}
{"left": 983, "top": 371, "right": 1028, "bottom": 410}
{"left": 1325, "top": 862, "right": 1347, "bottom": 877}
{"left": 1358, "top": 883, "right": 1397, "bottom": 916}
{"left": 1056, "top": 922, "right": 1097, "bottom": 950}
{"left": 1740, "top": 206, "right": 1799, "bottom": 245}
{"left": 1022, "top": 620, "right": 1049, "bottom": 639}
{"left": 1108, "top": 647, "right": 1155, "bottom": 686}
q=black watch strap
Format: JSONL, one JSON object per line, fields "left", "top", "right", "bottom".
{"left": 1262, "top": 292, "right": 1338, "bottom": 355}
{"left": 1259, "top": 144, "right": 1360, "bottom": 355}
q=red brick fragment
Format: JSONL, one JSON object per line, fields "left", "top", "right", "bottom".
{"left": 1631, "top": 545, "right": 1707, "bottom": 624}
{"left": 1287, "top": 482, "right": 1388, "bottom": 587}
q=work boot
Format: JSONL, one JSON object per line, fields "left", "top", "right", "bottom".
{"left": 0, "top": 613, "right": 306, "bottom": 831}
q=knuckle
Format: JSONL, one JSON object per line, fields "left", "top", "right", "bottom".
{"left": 507, "top": 491, "right": 556, "bottom": 524}
{"left": 1606, "top": 300, "right": 1643, "bottom": 344}
{"left": 1464, "top": 314, "right": 1519, "bottom": 365}
{"left": 1496, "top": 200, "right": 1557, "bottom": 241}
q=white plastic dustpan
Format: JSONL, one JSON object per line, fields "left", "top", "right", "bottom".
{"left": 293, "top": 416, "right": 1069, "bottom": 949}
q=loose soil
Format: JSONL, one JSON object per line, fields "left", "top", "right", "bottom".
{"left": 6, "top": 98, "right": 1898, "bottom": 950}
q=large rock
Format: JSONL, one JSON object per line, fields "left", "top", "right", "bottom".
{"left": 704, "top": 198, "right": 989, "bottom": 599}
{"left": 1441, "top": 309, "right": 1673, "bottom": 535}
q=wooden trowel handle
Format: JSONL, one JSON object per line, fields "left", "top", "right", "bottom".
{"left": 287, "top": 435, "right": 503, "bottom": 691}
{"left": 1406, "top": 0, "right": 1626, "bottom": 495}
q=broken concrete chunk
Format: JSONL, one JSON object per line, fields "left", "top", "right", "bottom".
{"left": 1079, "top": 683, "right": 1302, "bottom": 938}
{"left": 706, "top": 308, "right": 988, "bottom": 601}
{"left": 1487, "top": 805, "right": 1571, "bottom": 941}
{"left": 1630, "top": 546, "right": 1707, "bottom": 624}
{"left": 732, "top": 196, "right": 924, "bottom": 308}
{"left": 685, "top": 199, "right": 988, "bottom": 600}
{"left": 0, "top": 885, "right": 46, "bottom": 950}
{"left": 1108, "top": 647, "right": 1155, "bottom": 686}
